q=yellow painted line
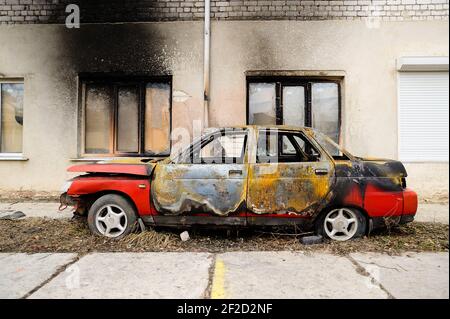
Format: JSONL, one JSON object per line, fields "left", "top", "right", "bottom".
{"left": 211, "top": 258, "right": 226, "bottom": 299}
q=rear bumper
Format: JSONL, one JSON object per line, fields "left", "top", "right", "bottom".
{"left": 370, "top": 213, "right": 416, "bottom": 230}
{"left": 370, "top": 188, "right": 418, "bottom": 231}
{"left": 403, "top": 188, "right": 418, "bottom": 215}
{"left": 399, "top": 214, "right": 415, "bottom": 224}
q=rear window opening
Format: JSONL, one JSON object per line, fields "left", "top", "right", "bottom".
{"left": 312, "top": 130, "right": 351, "bottom": 161}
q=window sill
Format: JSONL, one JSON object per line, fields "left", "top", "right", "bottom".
{"left": 0, "top": 155, "right": 29, "bottom": 161}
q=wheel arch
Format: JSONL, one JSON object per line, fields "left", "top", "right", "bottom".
{"left": 80, "top": 190, "right": 140, "bottom": 218}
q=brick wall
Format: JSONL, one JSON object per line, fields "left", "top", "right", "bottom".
{"left": 0, "top": 0, "right": 448, "bottom": 24}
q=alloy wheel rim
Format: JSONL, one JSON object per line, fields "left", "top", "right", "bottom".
{"left": 324, "top": 208, "right": 358, "bottom": 241}
{"left": 95, "top": 204, "right": 128, "bottom": 238}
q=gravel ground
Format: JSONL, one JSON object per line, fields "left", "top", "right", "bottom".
{"left": 0, "top": 217, "right": 448, "bottom": 255}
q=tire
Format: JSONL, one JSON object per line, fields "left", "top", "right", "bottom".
{"left": 87, "top": 194, "right": 137, "bottom": 239}
{"left": 316, "top": 207, "right": 367, "bottom": 241}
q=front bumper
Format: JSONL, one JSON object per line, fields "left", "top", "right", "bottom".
{"left": 60, "top": 192, "right": 88, "bottom": 216}
{"left": 60, "top": 192, "right": 76, "bottom": 207}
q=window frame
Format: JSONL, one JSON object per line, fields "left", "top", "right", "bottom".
{"left": 79, "top": 75, "right": 172, "bottom": 158}
{"left": 178, "top": 129, "right": 248, "bottom": 165}
{"left": 0, "top": 78, "right": 24, "bottom": 156}
{"left": 246, "top": 76, "right": 342, "bottom": 143}
{"left": 256, "top": 129, "right": 321, "bottom": 164}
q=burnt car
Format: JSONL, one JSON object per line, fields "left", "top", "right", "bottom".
{"left": 61, "top": 126, "right": 418, "bottom": 241}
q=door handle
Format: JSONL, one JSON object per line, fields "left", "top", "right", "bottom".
{"left": 229, "top": 169, "right": 243, "bottom": 176}
{"left": 315, "top": 168, "right": 328, "bottom": 175}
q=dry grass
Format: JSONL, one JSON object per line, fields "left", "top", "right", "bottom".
{"left": 0, "top": 217, "right": 448, "bottom": 255}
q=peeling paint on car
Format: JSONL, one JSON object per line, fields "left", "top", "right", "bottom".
{"left": 151, "top": 163, "right": 248, "bottom": 216}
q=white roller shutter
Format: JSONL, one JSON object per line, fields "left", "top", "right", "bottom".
{"left": 398, "top": 72, "right": 449, "bottom": 162}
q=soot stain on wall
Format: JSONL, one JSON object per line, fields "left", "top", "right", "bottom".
{"left": 54, "top": 24, "right": 172, "bottom": 76}
{"left": 44, "top": 1, "right": 177, "bottom": 156}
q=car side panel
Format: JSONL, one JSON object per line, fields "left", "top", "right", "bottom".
{"left": 246, "top": 161, "right": 335, "bottom": 217}
{"left": 328, "top": 162, "right": 407, "bottom": 218}
{"left": 363, "top": 183, "right": 403, "bottom": 217}
{"left": 151, "top": 163, "right": 248, "bottom": 217}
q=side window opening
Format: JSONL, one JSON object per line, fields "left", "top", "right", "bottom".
{"left": 257, "top": 130, "right": 320, "bottom": 163}
{"left": 292, "top": 134, "right": 321, "bottom": 161}
{"left": 187, "top": 130, "right": 247, "bottom": 164}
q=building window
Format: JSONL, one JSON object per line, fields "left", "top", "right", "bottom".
{"left": 81, "top": 78, "right": 171, "bottom": 156}
{"left": 0, "top": 81, "right": 24, "bottom": 154}
{"left": 247, "top": 78, "right": 341, "bottom": 143}
{"left": 398, "top": 71, "right": 449, "bottom": 162}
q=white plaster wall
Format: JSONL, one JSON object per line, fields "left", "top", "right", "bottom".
{"left": 0, "top": 20, "right": 448, "bottom": 201}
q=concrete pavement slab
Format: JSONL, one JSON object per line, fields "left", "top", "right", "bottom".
{"left": 351, "top": 252, "right": 449, "bottom": 299}
{"left": 0, "top": 253, "right": 77, "bottom": 299}
{"left": 0, "top": 253, "right": 13, "bottom": 261}
{"left": 29, "top": 252, "right": 213, "bottom": 299}
{"left": 211, "top": 251, "right": 388, "bottom": 299}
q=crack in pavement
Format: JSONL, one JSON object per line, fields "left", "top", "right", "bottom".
{"left": 355, "top": 259, "right": 406, "bottom": 272}
{"left": 20, "top": 254, "right": 82, "bottom": 299}
{"left": 346, "top": 255, "right": 395, "bottom": 299}
{"left": 202, "top": 253, "right": 217, "bottom": 299}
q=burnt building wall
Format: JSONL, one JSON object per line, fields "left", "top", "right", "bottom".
{"left": 0, "top": 1, "right": 448, "bottom": 200}
{"left": 0, "top": 20, "right": 448, "bottom": 200}
{"left": 0, "top": 0, "right": 448, "bottom": 24}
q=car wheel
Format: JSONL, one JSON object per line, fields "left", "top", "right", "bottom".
{"left": 87, "top": 194, "right": 137, "bottom": 239}
{"left": 317, "top": 207, "right": 366, "bottom": 241}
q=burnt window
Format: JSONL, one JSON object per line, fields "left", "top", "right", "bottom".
{"left": 247, "top": 78, "right": 341, "bottom": 143}
{"left": 0, "top": 81, "right": 24, "bottom": 154}
{"left": 177, "top": 129, "right": 248, "bottom": 164}
{"left": 81, "top": 77, "right": 171, "bottom": 156}
{"left": 312, "top": 130, "right": 350, "bottom": 160}
{"left": 257, "top": 129, "right": 320, "bottom": 163}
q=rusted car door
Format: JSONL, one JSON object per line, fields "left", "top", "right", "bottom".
{"left": 151, "top": 129, "right": 249, "bottom": 225}
{"left": 246, "top": 129, "right": 335, "bottom": 224}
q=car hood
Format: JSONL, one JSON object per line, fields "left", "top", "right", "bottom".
{"left": 67, "top": 157, "right": 168, "bottom": 177}
{"left": 67, "top": 163, "right": 157, "bottom": 176}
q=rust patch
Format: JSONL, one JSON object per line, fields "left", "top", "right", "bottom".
{"left": 247, "top": 162, "right": 334, "bottom": 215}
